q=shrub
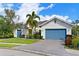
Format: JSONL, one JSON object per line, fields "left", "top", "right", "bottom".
{"left": 27, "top": 34, "right": 32, "bottom": 39}
{"left": 0, "top": 35, "right": 4, "bottom": 38}
{"left": 26, "top": 33, "right": 43, "bottom": 39}
{"left": 33, "top": 33, "right": 43, "bottom": 39}
{"left": 72, "top": 36, "right": 79, "bottom": 48}
{"left": 33, "top": 34, "right": 40, "bottom": 39}
{"left": 0, "top": 33, "right": 14, "bottom": 38}
{"left": 21, "top": 35, "right": 25, "bottom": 38}
{"left": 6, "top": 33, "right": 13, "bottom": 38}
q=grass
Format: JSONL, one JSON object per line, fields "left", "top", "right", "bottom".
{"left": 0, "top": 44, "right": 19, "bottom": 48}
{"left": 0, "top": 38, "right": 39, "bottom": 44}
{"left": 0, "top": 38, "right": 39, "bottom": 48}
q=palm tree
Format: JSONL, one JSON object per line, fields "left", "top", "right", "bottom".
{"left": 26, "top": 11, "right": 40, "bottom": 38}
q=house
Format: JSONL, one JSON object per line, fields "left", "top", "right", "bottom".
{"left": 13, "top": 16, "right": 72, "bottom": 40}
{"left": 39, "top": 17, "right": 72, "bottom": 40}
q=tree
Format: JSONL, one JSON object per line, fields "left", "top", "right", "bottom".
{"left": 72, "top": 19, "right": 79, "bottom": 38}
{"left": 4, "top": 9, "right": 20, "bottom": 34}
{"left": 0, "top": 16, "right": 5, "bottom": 36}
{"left": 0, "top": 15, "right": 13, "bottom": 38}
{"left": 0, "top": 9, "right": 21, "bottom": 38}
{"left": 4, "top": 9, "right": 16, "bottom": 24}
{"left": 26, "top": 11, "right": 40, "bottom": 37}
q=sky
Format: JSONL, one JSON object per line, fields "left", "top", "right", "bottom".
{"left": 0, "top": 3, "right": 79, "bottom": 23}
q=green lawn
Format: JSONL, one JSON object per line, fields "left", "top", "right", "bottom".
{"left": 0, "top": 44, "right": 19, "bottom": 48}
{"left": 0, "top": 38, "right": 39, "bottom": 48}
{"left": 0, "top": 38, "right": 39, "bottom": 44}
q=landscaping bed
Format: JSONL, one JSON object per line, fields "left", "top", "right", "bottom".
{"left": 65, "top": 36, "right": 79, "bottom": 50}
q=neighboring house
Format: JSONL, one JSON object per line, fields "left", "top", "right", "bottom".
{"left": 13, "top": 28, "right": 26, "bottom": 37}
{"left": 39, "top": 17, "right": 72, "bottom": 40}
{"left": 13, "top": 24, "right": 28, "bottom": 38}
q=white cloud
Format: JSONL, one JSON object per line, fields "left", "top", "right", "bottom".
{"left": 0, "top": 3, "right": 41, "bottom": 23}
{"left": 39, "top": 15, "right": 72, "bottom": 23}
{"left": 0, "top": 3, "right": 72, "bottom": 23}
{"left": 46, "top": 4, "right": 54, "bottom": 9}
{"left": 39, "top": 4, "right": 54, "bottom": 11}
{"left": 0, "top": 4, "right": 5, "bottom": 16}
{"left": 16, "top": 3, "right": 40, "bottom": 23}
{"left": 16, "top": 3, "right": 54, "bottom": 23}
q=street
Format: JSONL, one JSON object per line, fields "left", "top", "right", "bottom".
{"left": 0, "top": 49, "right": 41, "bottom": 56}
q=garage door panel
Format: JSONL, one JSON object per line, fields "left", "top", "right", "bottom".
{"left": 45, "top": 29, "right": 66, "bottom": 40}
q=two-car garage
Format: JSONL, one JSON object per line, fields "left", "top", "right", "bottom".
{"left": 40, "top": 17, "right": 72, "bottom": 40}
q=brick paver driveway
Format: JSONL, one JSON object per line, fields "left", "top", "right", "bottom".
{"left": 12, "top": 40, "right": 77, "bottom": 56}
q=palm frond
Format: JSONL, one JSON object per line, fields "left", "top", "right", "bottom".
{"left": 32, "top": 11, "right": 35, "bottom": 17}
{"left": 26, "top": 14, "right": 31, "bottom": 17}
{"left": 35, "top": 15, "right": 40, "bottom": 20}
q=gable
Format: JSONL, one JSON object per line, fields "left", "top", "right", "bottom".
{"left": 40, "top": 18, "right": 72, "bottom": 29}
{"left": 39, "top": 18, "right": 72, "bottom": 28}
